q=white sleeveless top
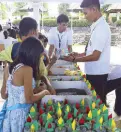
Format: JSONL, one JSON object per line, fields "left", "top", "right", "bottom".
{"left": 6, "top": 63, "right": 36, "bottom": 107}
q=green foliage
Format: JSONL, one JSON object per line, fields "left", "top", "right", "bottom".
{"left": 41, "top": 19, "right": 57, "bottom": 27}
{"left": 41, "top": 19, "right": 90, "bottom": 27}
{"left": 101, "top": 4, "right": 111, "bottom": 13}
{"left": 58, "top": 3, "right": 70, "bottom": 15}
{"left": 101, "top": 4, "right": 110, "bottom": 23}
{"left": 112, "top": 17, "right": 117, "bottom": 23}
{"left": 42, "top": 3, "right": 49, "bottom": 17}
{"left": 0, "top": 2, "right": 7, "bottom": 19}
{"left": 69, "top": 19, "right": 90, "bottom": 27}
{"left": 12, "top": 19, "right": 21, "bottom": 25}
{"left": 116, "top": 20, "right": 121, "bottom": 26}
{"left": 14, "top": 2, "right": 26, "bottom": 8}
{"left": 12, "top": 2, "right": 28, "bottom": 19}
{"left": 13, "top": 18, "right": 90, "bottom": 27}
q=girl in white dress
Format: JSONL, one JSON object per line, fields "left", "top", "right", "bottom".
{"left": 1, "top": 37, "right": 51, "bottom": 132}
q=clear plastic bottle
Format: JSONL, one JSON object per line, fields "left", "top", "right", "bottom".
{"left": 56, "top": 49, "right": 61, "bottom": 59}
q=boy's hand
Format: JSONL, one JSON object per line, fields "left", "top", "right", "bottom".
{"left": 43, "top": 90, "right": 51, "bottom": 96}
{"left": 39, "top": 82, "right": 47, "bottom": 91}
{"left": 48, "top": 86, "right": 56, "bottom": 95}
{"left": 50, "top": 55, "right": 57, "bottom": 65}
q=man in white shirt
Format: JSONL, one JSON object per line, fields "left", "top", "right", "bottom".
{"left": 48, "top": 14, "right": 73, "bottom": 59}
{"left": 63, "top": 0, "right": 111, "bottom": 104}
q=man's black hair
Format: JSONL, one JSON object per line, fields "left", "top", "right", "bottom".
{"left": 3, "top": 30, "right": 8, "bottom": 39}
{"left": 19, "top": 17, "right": 37, "bottom": 37}
{"left": 80, "top": 0, "right": 100, "bottom": 10}
{"left": 57, "top": 14, "right": 69, "bottom": 24}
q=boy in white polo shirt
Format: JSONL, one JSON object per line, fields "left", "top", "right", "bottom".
{"left": 48, "top": 14, "right": 73, "bottom": 59}
{"left": 63, "top": 0, "right": 111, "bottom": 104}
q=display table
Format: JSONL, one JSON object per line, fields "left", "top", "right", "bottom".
{"left": 108, "top": 65, "right": 121, "bottom": 81}
{"left": 107, "top": 65, "right": 121, "bottom": 94}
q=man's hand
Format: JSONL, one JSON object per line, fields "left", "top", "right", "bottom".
{"left": 69, "top": 52, "right": 79, "bottom": 57}
{"left": 63, "top": 55, "right": 74, "bottom": 62}
{"left": 69, "top": 52, "right": 85, "bottom": 58}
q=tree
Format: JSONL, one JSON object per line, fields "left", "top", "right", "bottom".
{"left": 58, "top": 4, "right": 70, "bottom": 15}
{"left": 0, "top": 2, "right": 7, "bottom": 20}
{"left": 42, "top": 3, "right": 49, "bottom": 18}
{"left": 101, "top": 4, "right": 111, "bottom": 22}
{"left": 13, "top": 2, "right": 28, "bottom": 19}
{"left": 101, "top": 4, "right": 111, "bottom": 14}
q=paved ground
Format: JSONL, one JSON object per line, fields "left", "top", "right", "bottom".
{"left": 0, "top": 45, "right": 121, "bottom": 122}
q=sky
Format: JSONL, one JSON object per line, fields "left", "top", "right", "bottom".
{"left": 48, "top": 2, "right": 59, "bottom": 17}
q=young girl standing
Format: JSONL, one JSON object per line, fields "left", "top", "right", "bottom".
{"left": 1, "top": 37, "right": 51, "bottom": 132}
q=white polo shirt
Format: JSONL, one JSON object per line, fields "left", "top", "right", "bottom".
{"left": 0, "top": 31, "right": 4, "bottom": 40}
{"left": 85, "top": 16, "right": 111, "bottom": 75}
{"left": 48, "top": 27, "right": 73, "bottom": 54}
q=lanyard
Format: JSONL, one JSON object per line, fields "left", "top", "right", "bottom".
{"left": 85, "top": 25, "right": 98, "bottom": 53}
{"left": 58, "top": 34, "right": 63, "bottom": 49}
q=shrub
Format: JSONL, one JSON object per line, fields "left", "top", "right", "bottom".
{"left": 116, "top": 20, "right": 121, "bottom": 26}
{"left": 41, "top": 19, "right": 57, "bottom": 27}
{"left": 42, "top": 18, "right": 90, "bottom": 27}
{"left": 12, "top": 19, "right": 21, "bottom": 25}
{"left": 13, "top": 18, "right": 90, "bottom": 27}
{"left": 69, "top": 19, "right": 90, "bottom": 27}
{"left": 112, "top": 17, "right": 117, "bottom": 23}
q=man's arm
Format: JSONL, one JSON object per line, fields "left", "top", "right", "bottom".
{"left": 64, "top": 50, "right": 101, "bottom": 62}
{"left": 48, "top": 45, "right": 55, "bottom": 59}
{"left": 48, "top": 28, "right": 55, "bottom": 59}
{"left": 74, "top": 50, "right": 101, "bottom": 62}
{"left": 67, "top": 30, "right": 73, "bottom": 53}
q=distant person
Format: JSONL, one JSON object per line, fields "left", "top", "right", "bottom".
{"left": 9, "top": 29, "right": 17, "bottom": 39}
{"left": 0, "top": 24, "right": 4, "bottom": 40}
{"left": 7, "top": 19, "right": 12, "bottom": 28}
{"left": 2, "top": 31, "right": 13, "bottom": 49}
{"left": 38, "top": 33, "right": 57, "bottom": 67}
{"left": 48, "top": 14, "right": 73, "bottom": 59}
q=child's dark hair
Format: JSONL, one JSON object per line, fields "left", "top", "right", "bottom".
{"left": 38, "top": 33, "right": 48, "bottom": 43}
{"left": 57, "top": 14, "right": 69, "bottom": 24}
{"left": 19, "top": 17, "right": 37, "bottom": 37}
{"left": 44, "top": 36, "right": 48, "bottom": 43}
{"left": 9, "top": 37, "right": 44, "bottom": 80}
{"left": 3, "top": 31, "right": 8, "bottom": 39}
